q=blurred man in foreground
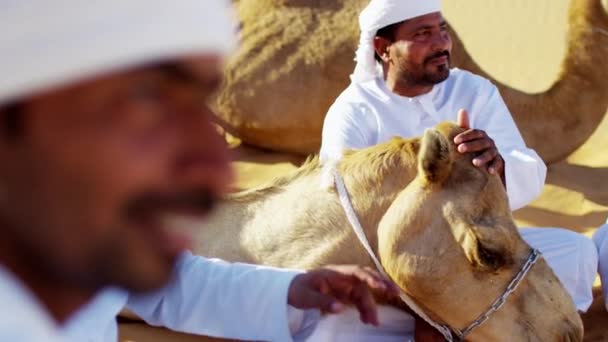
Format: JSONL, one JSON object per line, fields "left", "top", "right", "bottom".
{"left": 0, "top": 1, "right": 399, "bottom": 341}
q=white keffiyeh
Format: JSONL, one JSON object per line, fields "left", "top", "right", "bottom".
{"left": 0, "top": 0, "right": 237, "bottom": 105}
{"left": 352, "top": 0, "right": 442, "bottom": 82}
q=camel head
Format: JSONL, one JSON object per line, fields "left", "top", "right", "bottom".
{"left": 376, "top": 122, "right": 582, "bottom": 341}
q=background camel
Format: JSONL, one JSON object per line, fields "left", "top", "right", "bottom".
{"left": 215, "top": 0, "right": 608, "bottom": 164}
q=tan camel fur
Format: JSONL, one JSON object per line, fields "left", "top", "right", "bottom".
{"left": 188, "top": 122, "right": 583, "bottom": 341}
{"left": 215, "top": 0, "right": 608, "bottom": 164}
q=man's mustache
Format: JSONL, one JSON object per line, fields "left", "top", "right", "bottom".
{"left": 125, "top": 189, "right": 218, "bottom": 221}
{"left": 424, "top": 51, "right": 450, "bottom": 64}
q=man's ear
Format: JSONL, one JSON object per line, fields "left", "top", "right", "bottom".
{"left": 373, "top": 36, "right": 391, "bottom": 62}
{"left": 418, "top": 128, "right": 453, "bottom": 185}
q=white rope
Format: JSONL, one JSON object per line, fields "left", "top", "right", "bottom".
{"left": 332, "top": 169, "right": 455, "bottom": 341}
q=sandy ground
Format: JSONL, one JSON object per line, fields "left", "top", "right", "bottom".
{"left": 119, "top": 114, "right": 608, "bottom": 341}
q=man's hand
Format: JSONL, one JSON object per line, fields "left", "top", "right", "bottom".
{"left": 455, "top": 109, "right": 505, "bottom": 185}
{"left": 287, "top": 265, "right": 400, "bottom": 326}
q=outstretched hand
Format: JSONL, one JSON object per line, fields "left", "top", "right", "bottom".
{"left": 287, "top": 265, "right": 400, "bottom": 326}
{"left": 455, "top": 109, "right": 505, "bottom": 185}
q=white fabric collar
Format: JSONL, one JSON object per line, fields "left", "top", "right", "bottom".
{"left": 0, "top": 266, "right": 64, "bottom": 341}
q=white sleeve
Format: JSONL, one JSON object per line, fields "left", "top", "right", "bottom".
{"left": 126, "top": 252, "right": 303, "bottom": 342}
{"left": 319, "top": 102, "right": 376, "bottom": 162}
{"left": 471, "top": 83, "right": 547, "bottom": 211}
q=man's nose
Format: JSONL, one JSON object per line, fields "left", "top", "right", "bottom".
{"left": 432, "top": 31, "right": 451, "bottom": 52}
{"left": 174, "top": 107, "right": 235, "bottom": 196}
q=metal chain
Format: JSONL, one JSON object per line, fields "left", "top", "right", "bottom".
{"left": 456, "top": 249, "right": 542, "bottom": 338}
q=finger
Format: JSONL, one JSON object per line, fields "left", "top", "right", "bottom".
{"left": 454, "top": 129, "right": 485, "bottom": 144}
{"left": 472, "top": 148, "right": 499, "bottom": 167}
{"left": 323, "top": 265, "right": 383, "bottom": 289}
{"left": 350, "top": 283, "right": 379, "bottom": 326}
{"left": 457, "top": 109, "right": 470, "bottom": 129}
{"left": 488, "top": 154, "right": 504, "bottom": 175}
{"left": 298, "top": 286, "right": 345, "bottom": 313}
{"left": 350, "top": 267, "right": 389, "bottom": 291}
{"left": 332, "top": 266, "right": 400, "bottom": 296}
{"left": 358, "top": 267, "right": 400, "bottom": 297}
{"left": 457, "top": 138, "right": 494, "bottom": 154}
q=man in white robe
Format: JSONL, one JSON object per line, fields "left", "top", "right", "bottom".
{"left": 0, "top": 1, "right": 401, "bottom": 341}
{"left": 320, "top": 0, "right": 598, "bottom": 338}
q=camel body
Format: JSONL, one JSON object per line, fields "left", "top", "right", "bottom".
{"left": 190, "top": 122, "right": 583, "bottom": 341}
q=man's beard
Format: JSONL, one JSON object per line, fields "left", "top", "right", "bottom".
{"left": 398, "top": 51, "right": 451, "bottom": 88}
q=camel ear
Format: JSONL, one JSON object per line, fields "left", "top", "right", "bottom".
{"left": 418, "top": 128, "right": 453, "bottom": 184}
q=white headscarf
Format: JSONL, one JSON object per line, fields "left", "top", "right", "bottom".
{"left": 0, "top": 0, "right": 237, "bottom": 105}
{"left": 352, "top": 0, "right": 442, "bottom": 83}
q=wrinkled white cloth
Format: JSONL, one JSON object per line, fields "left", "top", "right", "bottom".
{"left": 320, "top": 68, "right": 596, "bottom": 312}
{"left": 592, "top": 221, "right": 608, "bottom": 310}
{"left": 0, "top": 266, "right": 66, "bottom": 341}
{"left": 63, "top": 252, "right": 319, "bottom": 342}
{"left": 353, "top": 0, "right": 442, "bottom": 82}
{"left": 520, "top": 228, "right": 597, "bottom": 312}
{"left": 0, "top": 0, "right": 237, "bottom": 105}
{"left": 304, "top": 306, "right": 415, "bottom": 342}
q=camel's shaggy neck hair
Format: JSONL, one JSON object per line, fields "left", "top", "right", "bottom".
{"left": 229, "top": 137, "right": 421, "bottom": 202}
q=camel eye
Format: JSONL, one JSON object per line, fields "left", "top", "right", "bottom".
{"left": 477, "top": 243, "right": 506, "bottom": 271}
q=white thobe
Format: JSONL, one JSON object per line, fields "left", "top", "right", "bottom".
{"left": 64, "top": 251, "right": 320, "bottom": 342}
{"left": 321, "top": 68, "right": 545, "bottom": 211}
{"left": 592, "top": 221, "right": 608, "bottom": 310}
{"left": 320, "top": 69, "right": 597, "bottom": 316}
{"left": 0, "top": 266, "right": 66, "bottom": 342}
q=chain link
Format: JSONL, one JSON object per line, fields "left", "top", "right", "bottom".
{"left": 455, "top": 249, "right": 542, "bottom": 338}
